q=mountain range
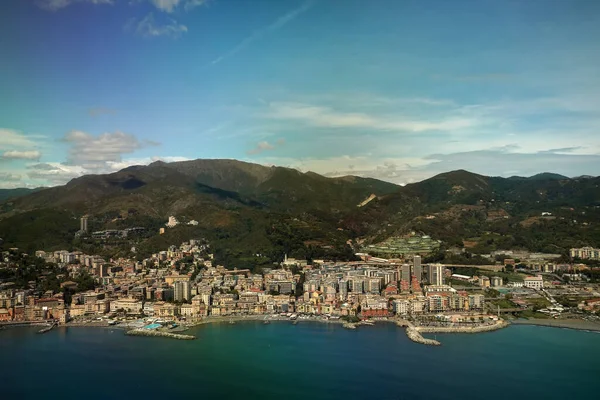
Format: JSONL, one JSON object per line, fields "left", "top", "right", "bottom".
{"left": 1, "top": 159, "right": 599, "bottom": 267}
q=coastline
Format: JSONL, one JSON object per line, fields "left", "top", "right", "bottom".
{"left": 509, "top": 318, "right": 600, "bottom": 332}
{"left": 188, "top": 315, "right": 345, "bottom": 327}
{"left": 10, "top": 315, "right": 600, "bottom": 344}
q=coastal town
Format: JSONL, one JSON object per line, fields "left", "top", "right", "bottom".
{"left": 1, "top": 217, "right": 599, "bottom": 343}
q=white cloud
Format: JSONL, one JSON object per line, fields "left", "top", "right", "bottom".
{"left": 184, "top": 0, "right": 209, "bottom": 11}
{"left": 62, "top": 130, "right": 148, "bottom": 171}
{"left": 24, "top": 155, "right": 191, "bottom": 186}
{"left": 149, "top": 0, "right": 180, "bottom": 13}
{"left": 105, "top": 156, "right": 190, "bottom": 171}
{"left": 132, "top": 13, "right": 188, "bottom": 38}
{"left": 264, "top": 102, "right": 477, "bottom": 132}
{"left": 2, "top": 150, "right": 41, "bottom": 160}
{"left": 26, "top": 163, "right": 86, "bottom": 185}
{"left": 210, "top": 0, "right": 314, "bottom": 65}
{"left": 36, "top": 0, "right": 113, "bottom": 11}
{"left": 0, "top": 128, "right": 40, "bottom": 150}
{"left": 145, "top": 0, "right": 208, "bottom": 13}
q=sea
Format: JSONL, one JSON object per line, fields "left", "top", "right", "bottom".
{"left": 1, "top": 322, "right": 599, "bottom": 400}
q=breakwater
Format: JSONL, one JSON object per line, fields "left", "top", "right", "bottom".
{"left": 395, "top": 319, "right": 508, "bottom": 345}
{"left": 406, "top": 326, "right": 441, "bottom": 346}
{"left": 416, "top": 320, "right": 508, "bottom": 334}
{"left": 126, "top": 329, "right": 195, "bottom": 340}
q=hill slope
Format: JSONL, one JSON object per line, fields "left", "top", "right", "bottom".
{"left": 343, "top": 170, "right": 600, "bottom": 255}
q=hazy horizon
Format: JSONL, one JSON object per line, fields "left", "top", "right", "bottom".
{"left": 2, "top": 0, "right": 600, "bottom": 188}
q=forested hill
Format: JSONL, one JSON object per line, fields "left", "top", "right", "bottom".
{"left": 0, "top": 162, "right": 598, "bottom": 267}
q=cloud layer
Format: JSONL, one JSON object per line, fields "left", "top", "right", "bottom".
{"left": 36, "top": 0, "right": 114, "bottom": 11}
{"left": 2, "top": 150, "right": 41, "bottom": 160}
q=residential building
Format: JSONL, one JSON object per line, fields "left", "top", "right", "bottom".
{"left": 524, "top": 275, "right": 544, "bottom": 290}
{"left": 428, "top": 264, "right": 444, "bottom": 286}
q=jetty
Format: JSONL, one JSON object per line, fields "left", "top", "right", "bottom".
{"left": 397, "top": 319, "right": 508, "bottom": 345}
{"left": 406, "top": 326, "right": 441, "bottom": 346}
{"left": 416, "top": 320, "right": 508, "bottom": 335}
{"left": 126, "top": 328, "right": 195, "bottom": 340}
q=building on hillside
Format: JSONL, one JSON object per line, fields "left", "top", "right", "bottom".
{"left": 80, "top": 216, "right": 88, "bottom": 233}
{"left": 569, "top": 247, "right": 600, "bottom": 260}
{"left": 478, "top": 276, "right": 491, "bottom": 288}
{"left": 524, "top": 275, "right": 544, "bottom": 290}
{"left": 491, "top": 276, "right": 503, "bottom": 287}
{"left": 166, "top": 216, "right": 179, "bottom": 228}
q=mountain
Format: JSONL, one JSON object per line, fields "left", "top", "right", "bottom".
{"left": 343, "top": 169, "right": 600, "bottom": 256}
{"left": 0, "top": 159, "right": 399, "bottom": 264}
{"left": 508, "top": 172, "right": 570, "bottom": 181}
{"left": 1, "top": 163, "right": 599, "bottom": 266}
{"left": 0, "top": 188, "right": 43, "bottom": 203}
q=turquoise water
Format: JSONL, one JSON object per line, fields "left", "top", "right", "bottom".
{"left": 1, "top": 322, "right": 599, "bottom": 399}
{"left": 143, "top": 323, "right": 162, "bottom": 330}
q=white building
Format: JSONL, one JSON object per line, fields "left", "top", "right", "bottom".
{"left": 428, "top": 264, "right": 444, "bottom": 286}
{"left": 524, "top": 275, "right": 544, "bottom": 290}
{"left": 392, "top": 299, "right": 410, "bottom": 315}
{"left": 166, "top": 216, "right": 179, "bottom": 228}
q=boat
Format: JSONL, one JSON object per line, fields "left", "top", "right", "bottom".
{"left": 229, "top": 320, "right": 236, "bottom": 325}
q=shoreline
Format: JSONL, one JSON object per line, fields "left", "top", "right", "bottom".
{"left": 8, "top": 316, "right": 600, "bottom": 343}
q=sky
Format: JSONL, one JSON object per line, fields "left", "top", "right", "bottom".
{"left": 1, "top": 0, "right": 600, "bottom": 188}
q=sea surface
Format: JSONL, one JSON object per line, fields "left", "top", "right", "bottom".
{"left": 1, "top": 322, "right": 599, "bottom": 400}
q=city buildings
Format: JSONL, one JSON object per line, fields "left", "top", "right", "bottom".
{"left": 0, "top": 238, "right": 496, "bottom": 326}
{"left": 570, "top": 247, "right": 600, "bottom": 260}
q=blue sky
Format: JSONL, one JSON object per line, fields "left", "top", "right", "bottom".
{"left": 1, "top": 0, "right": 600, "bottom": 188}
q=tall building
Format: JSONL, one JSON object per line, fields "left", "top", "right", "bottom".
{"left": 428, "top": 264, "right": 444, "bottom": 286}
{"left": 400, "top": 264, "right": 411, "bottom": 292}
{"left": 174, "top": 281, "right": 191, "bottom": 302}
{"left": 413, "top": 255, "right": 422, "bottom": 282}
{"left": 80, "top": 216, "right": 88, "bottom": 233}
